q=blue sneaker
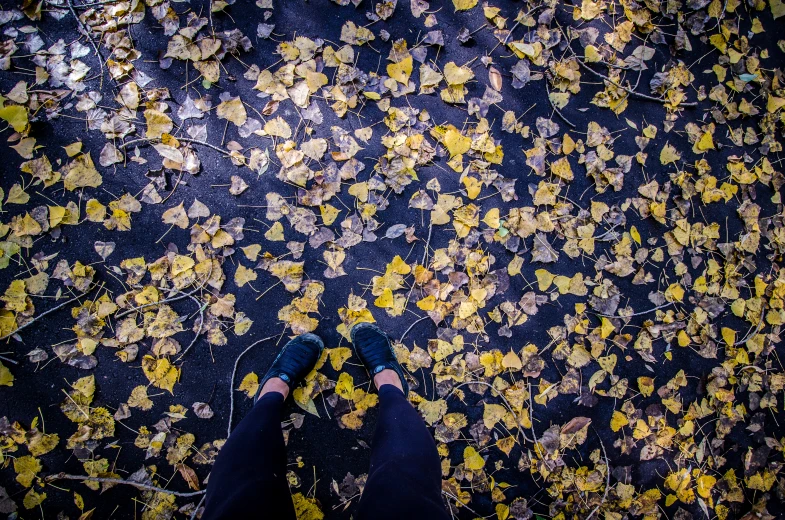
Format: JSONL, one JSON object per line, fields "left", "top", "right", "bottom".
{"left": 350, "top": 323, "right": 409, "bottom": 396}
{"left": 257, "top": 333, "right": 324, "bottom": 402}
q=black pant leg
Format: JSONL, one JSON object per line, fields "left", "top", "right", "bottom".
{"left": 202, "top": 392, "right": 296, "bottom": 520}
{"left": 356, "top": 385, "right": 450, "bottom": 520}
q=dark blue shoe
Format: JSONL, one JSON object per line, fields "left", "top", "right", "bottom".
{"left": 350, "top": 323, "right": 409, "bottom": 396}
{"left": 257, "top": 333, "right": 324, "bottom": 402}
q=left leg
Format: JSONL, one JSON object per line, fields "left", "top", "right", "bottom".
{"left": 202, "top": 333, "right": 325, "bottom": 520}
{"left": 202, "top": 390, "right": 295, "bottom": 520}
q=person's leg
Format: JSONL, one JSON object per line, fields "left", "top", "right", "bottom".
{"left": 202, "top": 388, "right": 295, "bottom": 520}
{"left": 356, "top": 382, "right": 449, "bottom": 520}
{"left": 350, "top": 322, "right": 450, "bottom": 520}
{"left": 202, "top": 333, "right": 324, "bottom": 520}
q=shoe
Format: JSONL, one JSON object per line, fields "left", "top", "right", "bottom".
{"left": 257, "top": 333, "right": 324, "bottom": 402}
{"left": 350, "top": 322, "right": 409, "bottom": 396}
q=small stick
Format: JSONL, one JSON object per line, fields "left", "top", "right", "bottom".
{"left": 0, "top": 354, "right": 19, "bottom": 365}
{"left": 227, "top": 333, "right": 281, "bottom": 437}
{"left": 44, "top": 473, "right": 205, "bottom": 498}
{"left": 66, "top": 0, "right": 106, "bottom": 90}
{"left": 116, "top": 282, "right": 209, "bottom": 319}
{"left": 399, "top": 315, "right": 429, "bottom": 343}
{"left": 595, "top": 301, "right": 673, "bottom": 318}
{"left": 585, "top": 426, "right": 611, "bottom": 520}
{"left": 575, "top": 58, "right": 698, "bottom": 107}
{"left": 175, "top": 295, "right": 207, "bottom": 362}
{"left": 545, "top": 79, "right": 576, "bottom": 128}
{"left": 1, "top": 285, "right": 97, "bottom": 341}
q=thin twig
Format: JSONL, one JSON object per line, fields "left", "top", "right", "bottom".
{"left": 1, "top": 285, "right": 97, "bottom": 341}
{"left": 0, "top": 354, "right": 18, "bottom": 365}
{"left": 595, "top": 301, "right": 673, "bottom": 318}
{"left": 66, "top": 0, "right": 105, "bottom": 90}
{"left": 585, "top": 426, "right": 611, "bottom": 520}
{"left": 399, "top": 315, "right": 429, "bottom": 343}
{"left": 175, "top": 295, "right": 207, "bottom": 362}
{"left": 120, "top": 137, "right": 231, "bottom": 157}
{"left": 116, "top": 282, "right": 209, "bottom": 319}
{"left": 421, "top": 219, "right": 433, "bottom": 266}
{"left": 575, "top": 58, "right": 698, "bottom": 107}
{"left": 44, "top": 473, "right": 206, "bottom": 498}
{"left": 227, "top": 334, "right": 281, "bottom": 437}
{"left": 189, "top": 494, "right": 207, "bottom": 520}
{"left": 545, "top": 79, "right": 576, "bottom": 128}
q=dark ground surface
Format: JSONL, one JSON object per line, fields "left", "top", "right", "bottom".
{"left": 0, "top": 0, "right": 783, "bottom": 518}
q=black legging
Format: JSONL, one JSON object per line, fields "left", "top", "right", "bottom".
{"left": 202, "top": 385, "right": 450, "bottom": 520}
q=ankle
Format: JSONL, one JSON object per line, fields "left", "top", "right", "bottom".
{"left": 373, "top": 369, "right": 403, "bottom": 393}
{"left": 259, "top": 377, "right": 289, "bottom": 400}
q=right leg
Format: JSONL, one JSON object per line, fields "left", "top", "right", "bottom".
{"left": 356, "top": 383, "right": 449, "bottom": 520}
{"left": 202, "top": 391, "right": 296, "bottom": 520}
{"left": 350, "top": 323, "right": 449, "bottom": 520}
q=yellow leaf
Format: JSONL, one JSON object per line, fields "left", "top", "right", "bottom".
{"left": 462, "top": 176, "right": 482, "bottom": 199}
{"left": 444, "top": 128, "right": 472, "bottom": 157}
{"left": 721, "top": 327, "right": 736, "bottom": 345}
{"left": 551, "top": 157, "right": 574, "bottom": 181}
{"left": 162, "top": 202, "right": 189, "bottom": 229}
{"left": 292, "top": 492, "right": 324, "bottom": 520}
{"left": 14, "top": 455, "right": 41, "bottom": 487}
{"left": 418, "top": 399, "right": 447, "bottom": 425}
{"left": 265, "top": 221, "right": 285, "bottom": 241}
{"left": 144, "top": 109, "right": 173, "bottom": 139}
{"left": 637, "top": 376, "right": 654, "bottom": 397}
{"left": 320, "top": 204, "right": 340, "bottom": 225}
{"left": 7, "top": 183, "right": 30, "bottom": 204}
{"left": 64, "top": 154, "right": 102, "bottom": 191}
{"left": 242, "top": 244, "right": 262, "bottom": 262}
{"left": 665, "top": 282, "right": 685, "bottom": 302}
{"left": 328, "top": 347, "right": 352, "bottom": 371}
{"left": 0, "top": 104, "right": 28, "bottom": 132}
{"left": 216, "top": 97, "right": 247, "bottom": 126}
{"left": 335, "top": 372, "right": 355, "bottom": 400}
{"left": 507, "top": 255, "right": 523, "bottom": 276}
{"left": 584, "top": 44, "right": 601, "bottom": 62}
{"left": 600, "top": 317, "right": 615, "bottom": 339}
{"left": 483, "top": 403, "right": 507, "bottom": 429}
{"left": 659, "top": 143, "right": 681, "bottom": 165}
{"left": 64, "top": 142, "right": 83, "bottom": 157}
{"left": 463, "top": 446, "right": 485, "bottom": 470}
{"left": 141, "top": 356, "right": 179, "bottom": 393}
{"left": 374, "top": 287, "right": 395, "bottom": 308}
{"left": 610, "top": 410, "right": 627, "bottom": 432}
{"left": 171, "top": 255, "right": 195, "bottom": 276}
{"left": 264, "top": 116, "right": 292, "bottom": 138}
{"left": 238, "top": 372, "right": 259, "bottom": 398}
{"left": 417, "top": 295, "right": 436, "bottom": 311}
{"left": 630, "top": 225, "right": 641, "bottom": 245}
{"left": 496, "top": 436, "right": 516, "bottom": 457}
{"left": 86, "top": 199, "right": 106, "bottom": 222}
{"left": 48, "top": 206, "right": 66, "bottom": 228}
{"left": 387, "top": 56, "right": 413, "bottom": 84}
{"left": 535, "top": 269, "right": 555, "bottom": 291}
{"left": 695, "top": 131, "right": 715, "bottom": 152}
{"left": 697, "top": 475, "right": 716, "bottom": 498}
{"left": 235, "top": 265, "right": 258, "bottom": 287}
{"left": 453, "top": 0, "right": 478, "bottom": 10}
{"left": 0, "top": 361, "right": 13, "bottom": 387}
{"left": 482, "top": 207, "right": 500, "bottom": 228}
{"left": 502, "top": 350, "right": 522, "bottom": 370}
{"left": 443, "top": 62, "right": 474, "bottom": 85}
